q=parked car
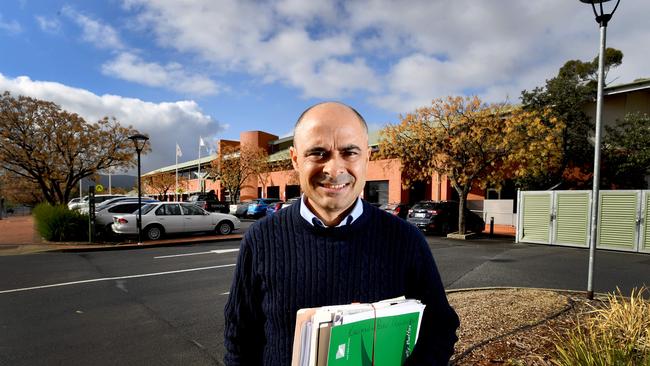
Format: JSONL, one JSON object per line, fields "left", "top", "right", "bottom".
{"left": 70, "top": 194, "right": 126, "bottom": 211}
{"left": 67, "top": 198, "right": 82, "bottom": 210}
{"left": 94, "top": 200, "right": 158, "bottom": 235}
{"left": 406, "top": 200, "right": 484, "bottom": 235}
{"left": 281, "top": 197, "right": 301, "bottom": 209}
{"left": 265, "top": 201, "right": 285, "bottom": 216}
{"left": 235, "top": 201, "right": 253, "bottom": 218}
{"left": 80, "top": 196, "right": 153, "bottom": 214}
{"left": 247, "top": 198, "right": 282, "bottom": 218}
{"left": 379, "top": 203, "right": 410, "bottom": 220}
{"left": 112, "top": 202, "right": 241, "bottom": 240}
{"left": 187, "top": 193, "right": 229, "bottom": 214}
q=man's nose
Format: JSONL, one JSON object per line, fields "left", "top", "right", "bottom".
{"left": 322, "top": 152, "right": 345, "bottom": 177}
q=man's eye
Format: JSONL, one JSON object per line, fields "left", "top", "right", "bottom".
{"left": 309, "top": 151, "right": 326, "bottom": 158}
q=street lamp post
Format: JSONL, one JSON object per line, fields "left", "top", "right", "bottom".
{"left": 579, "top": 0, "right": 620, "bottom": 300}
{"left": 128, "top": 134, "right": 149, "bottom": 245}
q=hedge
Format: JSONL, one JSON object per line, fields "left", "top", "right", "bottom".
{"left": 33, "top": 203, "right": 88, "bottom": 242}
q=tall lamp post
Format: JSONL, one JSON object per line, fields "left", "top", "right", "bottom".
{"left": 579, "top": 0, "right": 620, "bottom": 300}
{"left": 129, "top": 134, "right": 149, "bottom": 245}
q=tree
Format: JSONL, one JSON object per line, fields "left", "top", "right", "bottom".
{"left": 209, "top": 144, "right": 269, "bottom": 204}
{"left": 0, "top": 91, "right": 147, "bottom": 205}
{"left": 143, "top": 172, "right": 179, "bottom": 197}
{"left": 602, "top": 112, "right": 650, "bottom": 189}
{"left": 520, "top": 48, "right": 623, "bottom": 189}
{"left": 380, "top": 96, "right": 564, "bottom": 234}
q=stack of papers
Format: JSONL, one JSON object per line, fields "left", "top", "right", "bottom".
{"left": 291, "top": 297, "right": 425, "bottom": 366}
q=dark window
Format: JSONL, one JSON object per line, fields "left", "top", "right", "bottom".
{"left": 267, "top": 186, "right": 280, "bottom": 199}
{"left": 364, "top": 180, "right": 389, "bottom": 205}
{"left": 156, "top": 204, "right": 181, "bottom": 216}
{"left": 108, "top": 203, "right": 141, "bottom": 213}
{"left": 285, "top": 185, "right": 301, "bottom": 199}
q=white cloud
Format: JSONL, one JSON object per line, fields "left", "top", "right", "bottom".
{"left": 35, "top": 15, "right": 61, "bottom": 33}
{"left": 0, "top": 13, "right": 22, "bottom": 34}
{"left": 0, "top": 73, "right": 225, "bottom": 173}
{"left": 61, "top": 6, "right": 124, "bottom": 50}
{"left": 117, "top": 0, "right": 650, "bottom": 116}
{"left": 102, "top": 52, "right": 220, "bottom": 95}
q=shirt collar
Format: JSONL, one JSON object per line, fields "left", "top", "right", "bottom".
{"left": 299, "top": 195, "right": 363, "bottom": 228}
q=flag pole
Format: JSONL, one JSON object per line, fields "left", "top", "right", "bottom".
{"left": 175, "top": 143, "right": 179, "bottom": 202}
{"left": 198, "top": 137, "right": 202, "bottom": 193}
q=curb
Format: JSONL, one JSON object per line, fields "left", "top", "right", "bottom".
{"left": 2, "top": 234, "right": 244, "bottom": 255}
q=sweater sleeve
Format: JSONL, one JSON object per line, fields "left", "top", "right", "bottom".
{"left": 223, "top": 234, "right": 266, "bottom": 365}
{"left": 404, "top": 227, "right": 460, "bottom": 365}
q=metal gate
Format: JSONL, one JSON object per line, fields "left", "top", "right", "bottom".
{"left": 517, "top": 190, "right": 649, "bottom": 253}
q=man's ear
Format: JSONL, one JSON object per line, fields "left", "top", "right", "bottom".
{"left": 290, "top": 146, "right": 299, "bottom": 170}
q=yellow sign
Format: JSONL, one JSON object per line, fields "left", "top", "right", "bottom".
{"left": 95, "top": 184, "right": 104, "bottom": 193}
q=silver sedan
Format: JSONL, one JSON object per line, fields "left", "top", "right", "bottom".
{"left": 112, "top": 202, "right": 241, "bottom": 240}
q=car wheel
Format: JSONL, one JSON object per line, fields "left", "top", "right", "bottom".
{"left": 216, "top": 221, "right": 233, "bottom": 235}
{"left": 145, "top": 225, "right": 164, "bottom": 240}
{"left": 440, "top": 222, "right": 450, "bottom": 235}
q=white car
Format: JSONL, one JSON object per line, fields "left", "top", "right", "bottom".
{"left": 94, "top": 200, "right": 158, "bottom": 234}
{"left": 112, "top": 202, "right": 241, "bottom": 240}
{"left": 70, "top": 194, "right": 126, "bottom": 211}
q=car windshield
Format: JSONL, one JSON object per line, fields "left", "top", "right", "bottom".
{"left": 136, "top": 204, "right": 157, "bottom": 215}
{"left": 413, "top": 202, "right": 442, "bottom": 210}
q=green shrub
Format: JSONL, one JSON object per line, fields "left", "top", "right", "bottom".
{"left": 33, "top": 203, "right": 89, "bottom": 242}
{"left": 551, "top": 287, "right": 650, "bottom": 366}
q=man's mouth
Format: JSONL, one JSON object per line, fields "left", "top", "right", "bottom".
{"left": 319, "top": 182, "right": 350, "bottom": 190}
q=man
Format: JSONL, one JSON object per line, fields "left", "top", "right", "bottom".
{"left": 224, "top": 102, "right": 459, "bottom": 365}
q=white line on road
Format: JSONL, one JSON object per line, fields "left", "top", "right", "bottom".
{"left": 154, "top": 248, "right": 239, "bottom": 259}
{"left": 0, "top": 264, "right": 236, "bottom": 295}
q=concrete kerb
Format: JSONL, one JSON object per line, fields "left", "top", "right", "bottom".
{"left": 0, "top": 234, "right": 244, "bottom": 255}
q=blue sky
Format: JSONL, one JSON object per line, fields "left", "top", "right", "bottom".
{"left": 1, "top": 0, "right": 649, "bottom": 173}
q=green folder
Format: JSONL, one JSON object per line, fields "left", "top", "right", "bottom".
{"left": 326, "top": 311, "right": 421, "bottom": 366}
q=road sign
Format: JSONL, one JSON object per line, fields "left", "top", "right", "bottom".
{"left": 96, "top": 184, "right": 104, "bottom": 193}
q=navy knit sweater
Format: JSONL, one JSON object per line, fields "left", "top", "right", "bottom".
{"left": 224, "top": 200, "right": 459, "bottom": 365}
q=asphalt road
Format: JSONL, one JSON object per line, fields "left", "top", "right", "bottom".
{"left": 0, "top": 236, "right": 648, "bottom": 365}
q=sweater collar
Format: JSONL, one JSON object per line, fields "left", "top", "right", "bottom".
{"left": 299, "top": 195, "right": 364, "bottom": 228}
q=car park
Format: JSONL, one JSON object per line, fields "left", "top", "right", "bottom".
{"left": 70, "top": 194, "right": 126, "bottom": 211}
{"left": 94, "top": 200, "right": 158, "bottom": 236}
{"left": 265, "top": 201, "right": 284, "bottom": 216}
{"left": 112, "top": 202, "right": 241, "bottom": 240}
{"left": 235, "top": 201, "right": 252, "bottom": 218}
{"left": 246, "top": 198, "right": 282, "bottom": 218}
{"left": 281, "top": 197, "right": 300, "bottom": 209}
{"left": 80, "top": 196, "right": 155, "bottom": 214}
{"left": 187, "top": 193, "right": 230, "bottom": 214}
{"left": 406, "top": 200, "right": 484, "bottom": 235}
{"left": 379, "top": 202, "right": 410, "bottom": 220}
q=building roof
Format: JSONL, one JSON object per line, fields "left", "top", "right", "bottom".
{"left": 144, "top": 129, "right": 383, "bottom": 175}
{"left": 604, "top": 79, "right": 650, "bottom": 96}
{"left": 143, "top": 154, "right": 217, "bottom": 176}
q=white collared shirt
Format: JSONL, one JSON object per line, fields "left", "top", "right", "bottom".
{"left": 299, "top": 195, "right": 363, "bottom": 228}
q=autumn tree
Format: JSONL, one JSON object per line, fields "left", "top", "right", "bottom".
{"left": 521, "top": 48, "right": 623, "bottom": 189}
{"left": 209, "top": 144, "right": 269, "bottom": 204}
{"left": 380, "top": 96, "right": 564, "bottom": 234}
{"left": 0, "top": 91, "right": 147, "bottom": 205}
{"left": 143, "top": 172, "right": 178, "bottom": 197}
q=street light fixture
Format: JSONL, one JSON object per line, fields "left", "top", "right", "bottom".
{"left": 128, "top": 133, "right": 149, "bottom": 245}
{"left": 578, "top": 0, "right": 621, "bottom": 300}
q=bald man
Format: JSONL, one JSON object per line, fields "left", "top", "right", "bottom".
{"left": 224, "top": 102, "right": 459, "bottom": 365}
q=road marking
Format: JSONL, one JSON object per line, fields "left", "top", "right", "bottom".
{"left": 221, "top": 292, "right": 230, "bottom": 295}
{"left": 0, "top": 264, "right": 236, "bottom": 295}
{"left": 154, "top": 248, "right": 239, "bottom": 259}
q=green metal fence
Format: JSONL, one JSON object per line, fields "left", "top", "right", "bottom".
{"left": 517, "top": 190, "right": 649, "bottom": 253}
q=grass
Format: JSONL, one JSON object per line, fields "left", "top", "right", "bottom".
{"left": 550, "top": 287, "right": 650, "bottom": 366}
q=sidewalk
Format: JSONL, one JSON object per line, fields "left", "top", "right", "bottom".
{"left": 0, "top": 215, "right": 243, "bottom": 255}
{"left": 0, "top": 215, "right": 516, "bottom": 256}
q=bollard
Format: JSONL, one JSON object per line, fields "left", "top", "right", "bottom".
{"left": 489, "top": 217, "right": 494, "bottom": 237}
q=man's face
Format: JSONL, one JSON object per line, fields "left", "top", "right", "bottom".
{"left": 290, "top": 103, "right": 369, "bottom": 223}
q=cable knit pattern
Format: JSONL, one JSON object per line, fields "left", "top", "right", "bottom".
{"left": 224, "top": 200, "right": 459, "bottom": 365}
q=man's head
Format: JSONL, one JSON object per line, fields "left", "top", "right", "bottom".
{"left": 290, "top": 102, "right": 370, "bottom": 225}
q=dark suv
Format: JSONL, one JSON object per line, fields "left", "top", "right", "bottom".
{"left": 406, "top": 201, "right": 484, "bottom": 235}
{"left": 187, "top": 193, "right": 230, "bottom": 214}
